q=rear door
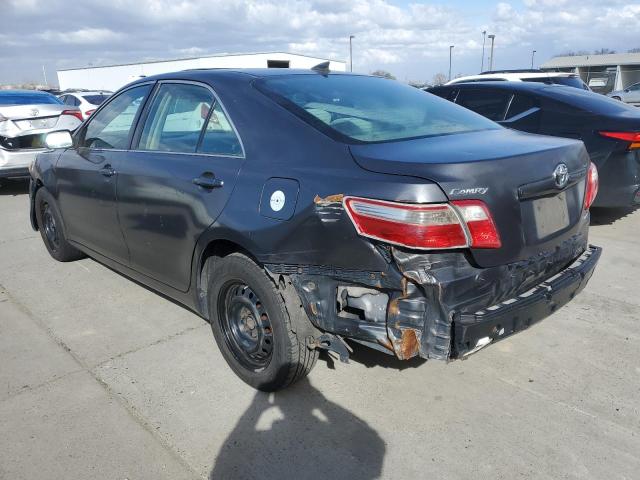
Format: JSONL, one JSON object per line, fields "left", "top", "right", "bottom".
{"left": 116, "top": 81, "right": 245, "bottom": 291}
{"left": 56, "top": 83, "right": 152, "bottom": 264}
{"left": 625, "top": 83, "right": 640, "bottom": 105}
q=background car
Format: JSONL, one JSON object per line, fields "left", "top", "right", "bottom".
{"left": 31, "top": 69, "right": 600, "bottom": 390}
{"left": 429, "top": 81, "right": 640, "bottom": 207}
{"left": 607, "top": 82, "right": 640, "bottom": 106}
{"left": 0, "top": 90, "right": 82, "bottom": 184}
{"left": 59, "top": 90, "right": 112, "bottom": 119}
{"left": 446, "top": 70, "right": 590, "bottom": 90}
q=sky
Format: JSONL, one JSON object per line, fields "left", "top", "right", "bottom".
{"left": 1, "top": 0, "right": 640, "bottom": 86}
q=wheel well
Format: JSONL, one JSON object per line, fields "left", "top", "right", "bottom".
{"left": 197, "top": 239, "right": 258, "bottom": 318}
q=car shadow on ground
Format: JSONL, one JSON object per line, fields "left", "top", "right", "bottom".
{"left": 590, "top": 206, "right": 639, "bottom": 225}
{"left": 209, "top": 373, "right": 385, "bottom": 480}
{"left": 332, "top": 341, "right": 427, "bottom": 370}
{"left": 0, "top": 179, "right": 29, "bottom": 196}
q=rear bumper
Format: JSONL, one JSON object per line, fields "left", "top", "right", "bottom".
{"left": 451, "top": 245, "right": 601, "bottom": 358}
{"left": 0, "top": 147, "right": 41, "bottom": 178}
{"left": 593, "top": 151, "right": 640, "bottom": 207}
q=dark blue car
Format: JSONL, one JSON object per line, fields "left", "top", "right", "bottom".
{"left": 429, "top": 81, "right": 640, "bottom": 207}
{"left": 29, "top": 69, "right": 601, "bottom": 390}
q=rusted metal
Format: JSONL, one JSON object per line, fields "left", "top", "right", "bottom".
{"left": 313, "top": 193, "right": 344, "bottom": 205}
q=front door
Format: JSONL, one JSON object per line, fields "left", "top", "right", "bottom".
{"left": 56, "top": 84, "right": 152, "bottom": 264}
{"left": 116, "top": 81, "right": 245, "bottom": 291}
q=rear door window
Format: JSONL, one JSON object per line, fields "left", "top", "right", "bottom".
{"left": 199, "top": 102, "right": 243, "bottom": 156}
{"left": 505, "top": 94, "right": 537, "bottom": 120}
{"left": 138, "top": 83, "right": 214, "bottom": 153}
{"left": 455, "top": 89, "right": 512, "bottom": 121}
{"left": 81, "top": 84, "right": 151, "bottom": 150}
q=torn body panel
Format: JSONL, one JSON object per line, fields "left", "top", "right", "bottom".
{"left": 266, "top": 220, "right": 600, "bottom": 363}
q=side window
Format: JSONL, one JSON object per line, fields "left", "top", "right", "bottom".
{"left": 138, "top": 83, "right": 214, "bottom": 153}
{"left": 456, "top": 89, "right": 511, "bottom": 121}
{"left": 81, "top": 84, "right": 151, "bottom": 149}
{"left": 199, "top": 102, "right": 243, "bottom": 156}
{"left": 629, "top": 83, "right": 640, "bottom": 91}
{"left": 505, "top": 94, "right": 536, "bottom": 120}
{"left": 73, "top": 96, "right": 81, "bottom": 106}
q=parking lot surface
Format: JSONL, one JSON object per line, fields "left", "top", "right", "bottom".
{"left": 1, "top": 180, "right": 638, "bottom": 479}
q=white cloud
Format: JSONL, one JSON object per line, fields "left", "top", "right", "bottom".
{"left": 2, "top": 0, "right": 640, "bottom": 84}
{"left": 39, "top": 28, "right": 125, "bottom": 45}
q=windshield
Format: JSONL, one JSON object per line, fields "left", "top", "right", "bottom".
{"left": 0, "top": 92, "right": 62, "bottom": 106}
{"left": 256, "top": 75, "right": 500, "bottom": 143}
{"left": 83, "top": 94, "right": 111, "bottom": 105}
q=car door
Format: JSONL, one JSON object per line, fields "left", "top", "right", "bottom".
{"left": 625, "top": 83, "right": 640, "bottom": 105}
{"left": 116, "top": 81, "right": 245, "bottom": 291}
{"left": 55, "top": 83, "right": 153, "bottom": 264}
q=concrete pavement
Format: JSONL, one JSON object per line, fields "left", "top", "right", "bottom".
{"left": 0, "top": 179, "right": 638, "bottom": 479}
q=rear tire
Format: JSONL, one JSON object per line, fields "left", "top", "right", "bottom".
{"left": 208, "top": 253, "right": 318, "bottom": 391}
{"left": 35, "top": 188, "right": 85, "bottom": 262}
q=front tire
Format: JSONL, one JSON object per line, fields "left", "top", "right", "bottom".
{"left": 612, "top": 96, "right": 622, "bottom": 101}
{"left": 208, "top": 253, "right": 318, "bottom": 391}
{"left": 35, "top": 188, "right": 85, "bottom": 262}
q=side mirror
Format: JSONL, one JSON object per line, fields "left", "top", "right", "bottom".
{"left": 45, "top": 130, "right": 73, "bottom": 149}
{"left": 624, "top": 89, "right": 630, "bottom": 93}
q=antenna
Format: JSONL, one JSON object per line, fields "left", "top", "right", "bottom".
{"left": 311, "top": 61, "right": 330, "bottom": 73}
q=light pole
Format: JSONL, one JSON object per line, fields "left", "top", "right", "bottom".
{"left": 349, "top": 35, "right": 355, "bottom": 72}
{"left": 488, "top": 34, "right": 496, "bottom": 71}
{"left": 481, "top": 31, "right": 487, "bottom": 72}
{"left": 531, "top": 49, "right": 537, "bottom": 69}
{"left": 449, "top": 45, "right": 454, "bottom": 81}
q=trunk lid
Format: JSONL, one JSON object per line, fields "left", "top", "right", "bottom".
{"left": 349, "top": 129, "right": 590, "bottom": 268}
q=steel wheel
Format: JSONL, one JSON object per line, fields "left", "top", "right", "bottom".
{"left": 219, "top": 282, "right": 274, "bottom": 371}
{"left": 41, "top": 202, "right": 60, "bottom": 252}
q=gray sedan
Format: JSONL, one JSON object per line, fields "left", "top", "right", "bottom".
{"left": 0, "top": 90, "right": 82, "bottom": 182}
{"left": 607, "top": 82, "right": 640, "bottom": 106}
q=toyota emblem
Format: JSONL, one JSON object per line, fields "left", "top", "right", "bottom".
{"left": 30, "top": 108, "right": 39, "bottom": 117}
{"left": 553, "top": 163, "right": 569, "bottom": 189}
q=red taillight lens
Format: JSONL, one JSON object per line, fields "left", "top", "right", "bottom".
{"left": 451, "top": 200, "right": 502, "bottom": 248}
{"left": 584, "top": 162, "right": 599, "bottom": 210}
{"left": 598, "top": 131, "right": 640, "bottom": 150}
{"left": 62, "top": 109, "right": 83, "bottom": 122}
{"left": 85, "top": 109, "right": 96, "bottom": 117}
{"left": 343, "top": 196, "right": 501, "bottom": 250}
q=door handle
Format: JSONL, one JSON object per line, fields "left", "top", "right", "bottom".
{"left": 193, "top": 173, "right": 224, "bottom": 189}
{"left": 100, "top": 164, "right": 116, "bottom": 177}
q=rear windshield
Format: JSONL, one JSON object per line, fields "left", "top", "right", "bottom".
{"left": 546, "top": 86, "right": 640, "bottom": 115}
{"left": 256, "top": 75, "right": 500, "bottom": 143}
{"left": 83, "top": 94, "right": 111, "bottom": 105}
{"left": 0, "top": 92, "right": 62, "bottom": 106}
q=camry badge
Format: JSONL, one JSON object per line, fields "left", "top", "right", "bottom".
{"left": 553, "top": 163, "right": 569, "bottom": 189}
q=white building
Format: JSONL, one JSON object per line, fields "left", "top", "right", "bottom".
{"left": 57, "top": 52, "right": 346, "bottom": 91}
{"left": 541, "top": 53, "right": 640, "bottom": 94}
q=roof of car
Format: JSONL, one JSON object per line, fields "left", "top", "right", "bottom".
{"left": 432, "top": 81, "right": 558, "bottom": 93}
{"left": 128, "top": 68, "right": 361, "bottom": 86}
{"left": 0, "top": 89, "right": 56, "bottom": 96}
{"left": 446, "top": 72, "right": 576, "bottom": 85}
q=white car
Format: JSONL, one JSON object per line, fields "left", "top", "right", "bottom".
{"left": 0, "top": 90, "right": 82, "bottom": 183}
{"left": 58, "top": 91, "right": 112, "bottom": 120}
{"left": 446, "top": 71, "right": 590, "bottom": 90}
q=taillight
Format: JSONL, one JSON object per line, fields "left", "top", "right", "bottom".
{"left": 61, "top": 109, "right": 83, "bottom": 122}
{"left": 85, "top": 109, "right": 96, "bottom": 117}
{"left": 343, "top": 196, "right": 501, "bottom": 250}
{"left": 451, "top": 200, "right": 502, "bottom": 248}
{"left": 598, "top": 131, "right": 640, "bottom": 150}
{"left": 584, "top": 162, "right": 599, "bottom": 210}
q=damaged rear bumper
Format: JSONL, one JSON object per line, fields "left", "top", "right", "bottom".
{"left": 267, "top": 238, "right": 601, "bottom": 362}
{"left": 451, "top": 245, "right": 601, "bottom": 358}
